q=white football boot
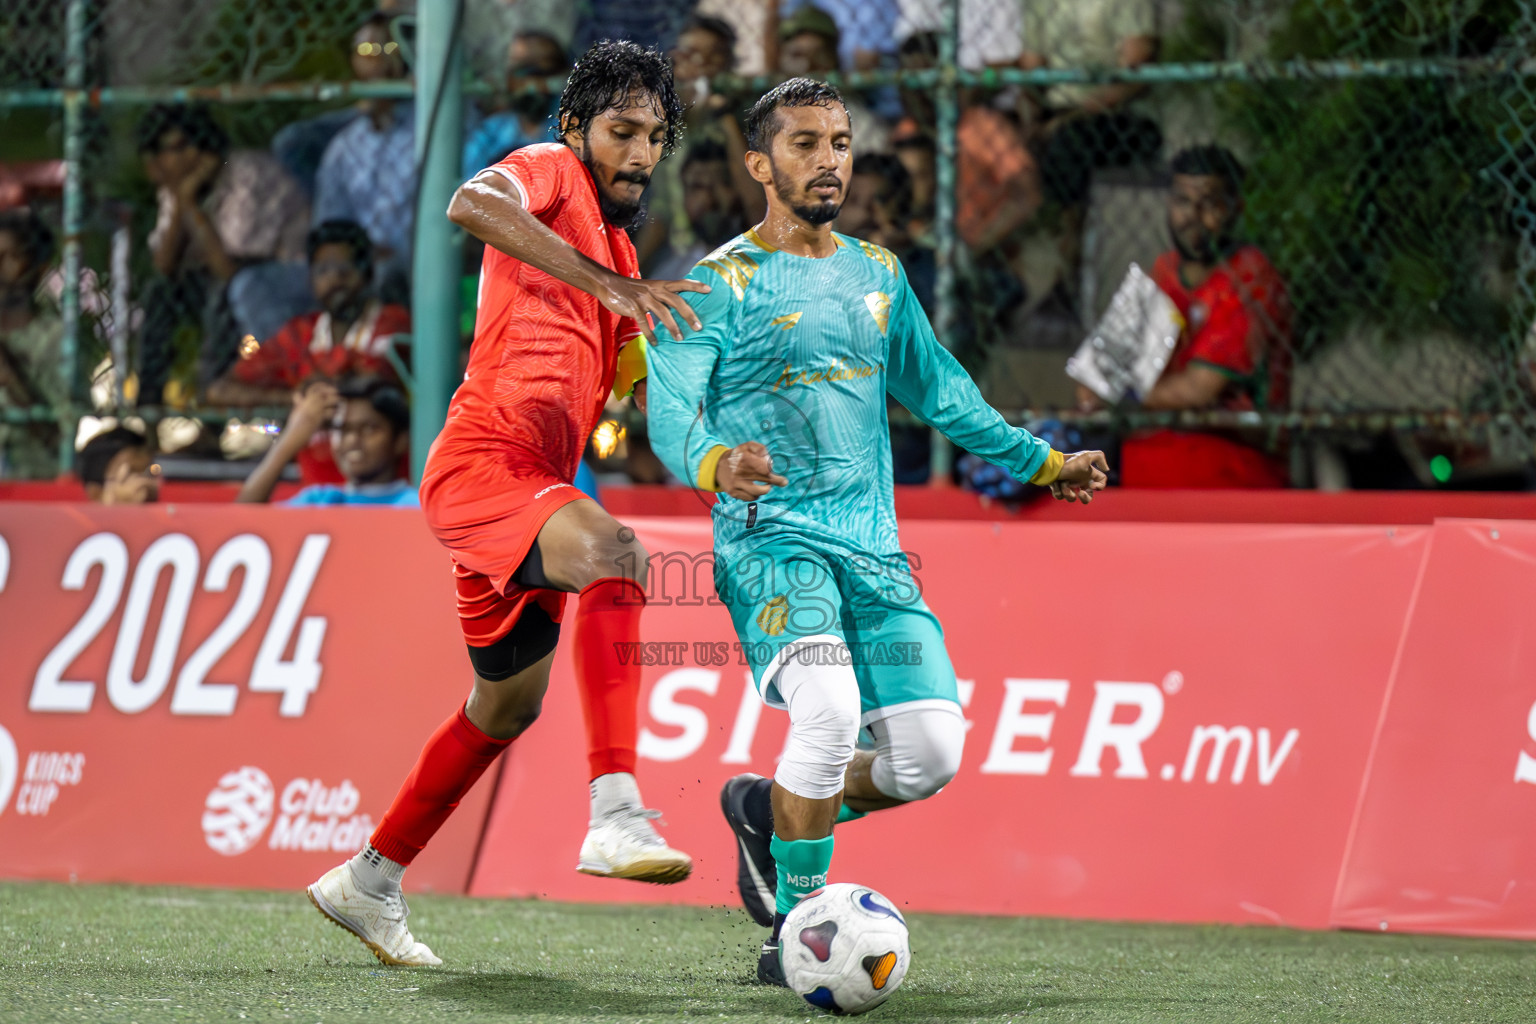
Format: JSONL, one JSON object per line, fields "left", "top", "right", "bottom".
{"left": 577, "top": 805, "right": 693, "bottom": 884}
{"left": 306, "top": 863, "right": 442, "bottom": 966}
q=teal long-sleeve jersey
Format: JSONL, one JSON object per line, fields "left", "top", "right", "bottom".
{"left": 645, "top": 228, "right": 1054, "bottom": 558}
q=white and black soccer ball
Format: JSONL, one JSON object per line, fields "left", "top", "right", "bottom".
{"left": 780, "top": 883, "right": 911, "bottom": 1015}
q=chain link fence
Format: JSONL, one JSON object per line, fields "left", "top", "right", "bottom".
{"left": 1, "top": 1, "right": 1534, "bottom": 489}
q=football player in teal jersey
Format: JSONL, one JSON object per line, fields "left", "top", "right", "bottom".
{"left": 641, "top": 78, "right": 1109, "bottom": 987}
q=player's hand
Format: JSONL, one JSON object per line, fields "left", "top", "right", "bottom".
{"left": 601, "top": 273, "right": 710, "bottom": 343}
{"left": 715, "top": 441, "right": 788, "bottom": 500}
{"left": 1050, "top": 450, "right": 1109, "bottom": 505}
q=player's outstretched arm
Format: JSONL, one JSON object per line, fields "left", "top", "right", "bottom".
{"left": 447, "top": 171, "right": 710, "bottom": 342}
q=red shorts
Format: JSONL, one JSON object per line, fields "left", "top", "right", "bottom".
{"left": 420, "top": 444, "right": 588, "bottom": 647}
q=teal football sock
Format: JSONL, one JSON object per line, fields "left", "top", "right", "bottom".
{"left": 770, "top": 833, "right": 835, "bottom": 917}
{"left": 835, "top": 804, "right": 866, "bottom": 825}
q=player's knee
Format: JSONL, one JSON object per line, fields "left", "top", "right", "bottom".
{"left": 774, "top": 645, "right": 861, "bottom": 799}
{"left": 875, "top": 708, "right": 965, "bottom": 802}
{"left": 467, "top": 678, "right": 546, "bottom": 739}
{"left": 571, "top": 535, "right": 649, "bottom": 590}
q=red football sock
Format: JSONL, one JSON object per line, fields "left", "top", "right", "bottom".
{"left": 370, "top": 704, "right": 512, "bottom": 865}
{"left": 573, "top": 576, "right": 644, "bottom": 780}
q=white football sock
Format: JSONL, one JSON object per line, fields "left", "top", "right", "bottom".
{"left": 348, "top": 843, "right": 406, "bottom": 895}
{"left": 589, "top": 771, "right": 642, "bottom": 820}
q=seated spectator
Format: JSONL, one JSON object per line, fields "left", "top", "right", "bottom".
{"left": 638, "top": 14, "right": 760, "bottom": 269}
{"left": 777, "top": 6, "right": 889, "bottom": 155}
{"left": 136, "top": 103, "right": 309, "bottom": 404}
{"left": 891, "top": 127, "right": 936, "bottom": 241}
{"left": 897, "top": 33, "right": 1039, "bottom": 254}
{"left": 313, "top": 11, "right": 417, "bottom": 306}
{"left": 79, "top": 426, "right": 160, "bottom": 504}
{"left": 1016, "top": 0, "right": 1161, "bottom": 211}
{"left": 836, "top": 153, "right": 934, "bottom": 311}
{"left": 570, "top": 0, "right": 696, "bottom": 57}
{"left": 462, "top": 31, "right": 569, "bottom": 178}
{"left": 1081, "top": 146, "right": 1292, "bottom": 488}
{"left": 0, "top": 209, "right": 64, "bottom": 479}
{"left": 647, "top": 140, "right": 748, "bottom": 280}
{"left": 207, "top": 220, "right": 410, "bottom": 485}
{"left": 781, "top": 0, "right": 898, "bottom": 72}
{"left": 238, "top": 377, "right": 417, "bottom": 506}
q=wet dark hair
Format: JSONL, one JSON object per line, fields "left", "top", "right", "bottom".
{"left": 135, "top": 103, "right": 229, "bottom": 158}
{"left": 78, "top": 427, "right": 149, "bottom": 486}
{"left": 306, "top": 219, "right": 374, "bottom": 278}
{"left": 0, "top": 207, "right": 56, "bottom": 271}
{"left": 744, "top": 77, "right": 848, "bottom": 153}
{"left": 338, "top": 376, "right": 410, "bottom": 437}
{"left": 557, "top": 39, "right": 684, "bottom": 157}
{"left": 680, "top": 14, "right": 738, "bottom": 69}
{"left": 1170, "top": 145, "right": 1246, "bottom": 198}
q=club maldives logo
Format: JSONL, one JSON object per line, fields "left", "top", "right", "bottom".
{"left": 202, "top": 766, "right": 373, "bottom": 856}
{"left": 0, "top": 723, "right": 17, "bottom": 819}
{"left": 202, "top": 766, "right": 275, "bottom": 855}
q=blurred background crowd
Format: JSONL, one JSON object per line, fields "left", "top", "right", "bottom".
{"left": 3, "top": 0, "right": 1536, "bottom": 504}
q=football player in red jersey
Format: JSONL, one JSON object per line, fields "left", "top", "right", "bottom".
{"left": 307, "top": 40, "right": 709, "bottom": 966}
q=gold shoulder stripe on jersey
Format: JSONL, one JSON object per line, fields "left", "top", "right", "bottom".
{"left": 864, "top": 291, "right": 892, "bottom": 335}
{"left": 858, "top": 239, "right": 898, "bottom": 275}
{"left": 770, "top": 312, "right": 803, "bottom": 330}
{"left": 699, "top": 250, "right": 760, "bottom": 301}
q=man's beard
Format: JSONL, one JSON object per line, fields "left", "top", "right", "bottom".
{"left": 772, "top": 160, "right": 842, "bottom": 225}
{"left": 322, "top": 289, "right": 368, "bottom": 323}
{"left": 583, "top": 149, "right": 648, "bottom": 228}
{"left": 1169, "top": 214, "right": 1231, "bottom": 264}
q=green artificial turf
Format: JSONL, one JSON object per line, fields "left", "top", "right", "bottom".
{"left": 2, "top": 880, "right": 1533, "bottom": 1023}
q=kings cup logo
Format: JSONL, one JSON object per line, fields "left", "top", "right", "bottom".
{"left": 202, "top": 766, "right": 275, "bottom": 855}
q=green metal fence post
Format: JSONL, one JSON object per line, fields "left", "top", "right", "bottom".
{"left": 58, "top": 0, "right": 86, "bottom": 470}
{"left": 411, "top": 3, "right": 465, "bottom": 483}
{"left": 929, "top": 0, "right": 960, "bottom": 484}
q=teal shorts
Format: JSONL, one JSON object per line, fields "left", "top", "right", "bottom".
{"left": 713, "top": 531, "right": 960, "bottom": 725}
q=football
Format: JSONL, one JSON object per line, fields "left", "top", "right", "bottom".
{"left": 779, "top": 883, "right": 911, "bottom": 1015}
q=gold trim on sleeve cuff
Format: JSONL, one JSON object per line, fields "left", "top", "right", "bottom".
{"left": 695, "top": 444, "right": 731, "bottom": 492}
{"left": 1030, "top": 449, "right": 1066, "bottom": 486}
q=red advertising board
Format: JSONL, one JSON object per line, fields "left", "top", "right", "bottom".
{"left": 471, "top": 519, "right": 1429, "bottom": 928}
{"left": 0, "top": 504, "right": 487, "bottom": 893}
{"left": 1331, "top": 519, "right": 1536, "bottom": 938}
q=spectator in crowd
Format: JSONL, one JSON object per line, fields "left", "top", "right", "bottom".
{"left": 780, "top": 0, "right": 899, "bottom": 72}
{"left": 638, "top": 14, "right": 761, "bottom": 270}
{"left": 313, "top": 11, "right": 417, "bottom": 306}
{"left": 1016, "top": 0, "right": 1161, "bottom": 212}
{"left": 136, "top": 103, "right": 309, "bottom": 404}
{"left": 79, "top": 426, "right": 160, "bottom": 504}
{"left": 207, "top": 220, "right": 410, "bottom": 485}
{"left": 462, "top": 31, "right": 569, "bottom": 178}
{"left": 0, "top": 209, "right": 64, "bottom": 479}
{"left": 238, "top": 377, "right": 418, "bottom": 505}
{"left": 776, "top": 5, "right": 889, "bottom": 155}
{"left": 891, "top": 127, "right": 936, "bottom": 241}
{"left": 463, "top": 0, "right": 578, "bottom": 87}
{"left": 570, "top": 0, "right": 697, "bottom": 57}
{"left": 646, "top": 141, "right": 748, "bottom": 281}
{"left": 836, "top": 153, "right": 933, "bottom": 310}
{"left": 1079, "top": 146, "right": 1292, "bottom": 488}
